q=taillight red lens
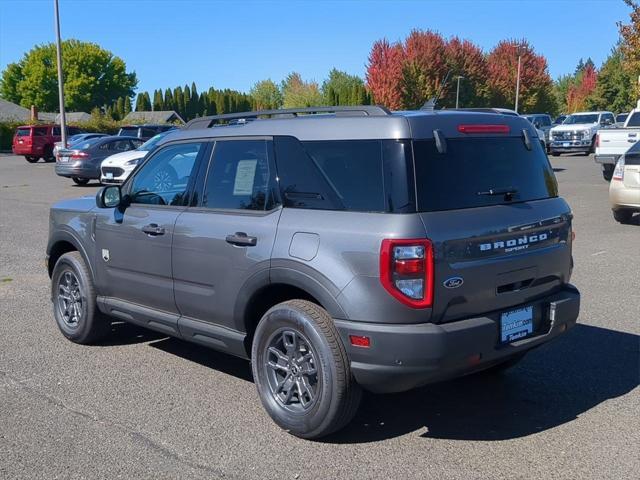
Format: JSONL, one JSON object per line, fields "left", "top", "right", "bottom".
{"left": 457, "top": 124, "right": 510, "bottom": 134}
{"left": 595, "top": 133, "right": 600, "bottom": 148}
{"left": 380, "top": 238, "right": 434, "bottom": 308}
{"left": 349, "top": 335, "right": 371, "bottom": 348}
{"left": 70, "top": 151, "right": 88, "bottom": 159}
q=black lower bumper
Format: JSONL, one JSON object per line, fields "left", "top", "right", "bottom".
{"left": 334, "top": 285, "right": 580, "bottom": 393}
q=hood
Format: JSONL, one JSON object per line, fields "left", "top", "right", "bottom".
{"left": 101, "top": 149, "right": 147, "bottom": 167}
{"left": 551, "top": 123, "right": 598, "bottom": 132}
{"left": 51, "top": 195, "right": 96, "bottom": 213}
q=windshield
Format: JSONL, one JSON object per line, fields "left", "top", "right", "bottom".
{"left": 137, "top": 133, "right": 167, "bottom": 151}
{"left": 73, "top": 138, "right": 103, "bottom": 150}
{"left": 563, "top": 114, "right": 598, "bottom": 124}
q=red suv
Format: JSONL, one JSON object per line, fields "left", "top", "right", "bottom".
{"left": 12, "top": 125, "right": 82, "bottom": 163}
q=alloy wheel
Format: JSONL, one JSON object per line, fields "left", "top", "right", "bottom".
{"left": 57, "top": 270, "right": 83, "bottom": 328}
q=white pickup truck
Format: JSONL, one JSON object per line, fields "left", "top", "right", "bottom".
{"left": 549, "top": 111, "right": 615, "bottom": 158}
{"left": 595, "top": 106, "right": 640, "bottom": 181}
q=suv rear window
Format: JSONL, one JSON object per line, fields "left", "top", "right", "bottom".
{"left": 119, "top": 127, "right": 139, "bottom": 136}
{"left": 413, "top": 137, "right": 557, "bottom": 212}
{"left": 625, "top": 112, "right": 640, "bottom": 127}
{"left": 16, "top": 128, "right": 30, "bottom": 137}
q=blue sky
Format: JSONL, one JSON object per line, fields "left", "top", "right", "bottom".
{"left": 0, "top": 0, "right": 633, "bottom": 95}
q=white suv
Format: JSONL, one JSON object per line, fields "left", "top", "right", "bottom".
{"left": 100, "top": 132, "right": 171, "bottom": 184}
{"left": 549, "top": 111, "right": 614, "bottom": 156}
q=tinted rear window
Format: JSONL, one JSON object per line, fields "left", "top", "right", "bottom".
{"left": 16, "top": 128, "right": 30, "bottom": 137}
{"left": 413, "top": 137, "right": 558, "bottom": 212}
{"left": 119, "top": 127, "right": 139, "bottom": 136}
{"left": 274, "top": 137, "right": 414, "bottom": 213}
{"left": 625, "top": 112, "right": 640, "bottom": 127}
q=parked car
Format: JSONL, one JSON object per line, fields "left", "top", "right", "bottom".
{"left": 53, "top": 133, "right": 108, "bottom": 158}
{"left": 100, "top": 131, "right": 172, "bottom": 184}
{"left": 523, "top": 114, "right": 553, "bottom": 145}
{"left": 595, "top": 106, "right": 640, "bottom": 180}
{"left": 46, "top": 106, "right": 580, "bottom": 439}
{"left": 549, "top": 111, "right": 615, "bottom": 156}
{"left": 12, "top": 124, "right": 82, "bottom": 163}
{"left": 117, "top": 124, "right": 176, "bottom": 141}
{"left": 610, "top": 140, "right": 640, "bottom": 223}
{"left": 55, "top": 136, "right": 143, "bottom": 185}
{"left": 615, "top": 112, "right": 629, "bottom": 126}
{"left": 553, "top": 114, "right": 568, "bottom": 125}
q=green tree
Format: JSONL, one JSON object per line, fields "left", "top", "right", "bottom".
{"left": 116, "top": 97, "right": 125, "bottom": 119}
{"left": 0, "top": 39, "right": 137, "bottom": 112}
{"left": 135, "top": 91, "right": 151, "bottom": 111}
{"left": 250, "top": 79, "right": 283, "bottom": 109}
{"left": 321, "top": 69, "right": 370, "bottom": 106}
{"left": 586, "top": 46, "right": 635, "bottom": 112}
{"left": 123, "top": 96, "right": 132, "bottom": 115}
{"left": 174, "top": 86, "right": 184, "bottom": 118}
{"left": 183, "top": 84, "right": 191, "bottom": 120}
{"left": 281, "top": 72, "right": 323, "bottom": 108}
{"left": 163, "top": 88, "right": 173, "bottom": 111}
{"left": 152, "top": 89, "right": 163, "bottom": 111}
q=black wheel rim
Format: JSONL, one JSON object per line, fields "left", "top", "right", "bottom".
{"left": 264, "top": 329, "right": 320, "bottom": 412}
{"left": 57, "top": 270, "right": 83, "bottom": 329}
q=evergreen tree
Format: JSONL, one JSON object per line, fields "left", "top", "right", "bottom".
{"left": 153, "top": 89, "right": 163, "bottom": 111}
{"left": 183, "top": 84, "right": 191, "bottom": 119}
{"left": 174, "top": 86, "right": 185, "bottom": 118}
{"left": 123, "top": 96, "right": 132, "bottom": 115}
{"left": 164, "top": 88, "right": 174, "bottom": 111}
{"left": 116, "top": 97, "right": 125, "bottom": 119}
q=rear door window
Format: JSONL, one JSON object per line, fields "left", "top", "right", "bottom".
{"left": 413, "top": 137, "right": 557, "bottom": 212}
{"left": 33, "top": 127, "right": 47, "bottom": 136}
{"left": 202, "top": 139, "right": 276, "bottom": 211}
{"left": 119, "top": 127, "right": 139, "bottom": 137}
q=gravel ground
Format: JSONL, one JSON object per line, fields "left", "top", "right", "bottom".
{"left": 0, "top": 153, "right": 638, "bottom": 480}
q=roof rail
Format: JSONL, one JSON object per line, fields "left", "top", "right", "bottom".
{"left": 184, "top": 105, "right": 391, "bottom": 130}
{"left": 450, "top": 108, "right": 519, "bottom": 116}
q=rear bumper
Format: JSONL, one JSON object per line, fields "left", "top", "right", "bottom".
{"left": 595, "top": 154, "right": 620, "bottom": 165}
{"left": 335, "top": 285, "right": 580, "bottom": 393}
{"left": 610, "top": 180, "right": 640, "bottom": 209}
{"left": 12, "top": 145, "right": 40, "bottom": 156}
{"left": 55, "top": 162, "right": 100, "bottom": 179}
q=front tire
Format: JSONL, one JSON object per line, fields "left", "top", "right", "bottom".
{"left": 551, "top": 151, "right": 560, "bottom": 157}
{"left": 613, "top": 209, "right": 633, "bottom": 224}
{"left": 251, "top": 300, "right": 361, "bottom": 439}
{"left": 72, "top": 177, "right": 90, "bottom": 185}
{"left": 51, "top": 251, "right": 110, "bottom": 344}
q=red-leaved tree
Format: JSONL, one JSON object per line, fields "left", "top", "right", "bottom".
{"left": 441, "top": 37, "right": 488, "bottom": 108}
{"left": 401, "top": 30, "right": 448, "bottom": 109}
{"left": 365, "top": 39, "right": 405, "bottom": 110}
{"left": 566, "top": 63, "right": 598, "bottom": 112}
{"left": 486, "top": 39, "right": 556, "bottom": 113}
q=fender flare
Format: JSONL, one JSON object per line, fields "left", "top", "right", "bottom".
{"left": 47, "top": 227, "right": 95, "bottom": 282}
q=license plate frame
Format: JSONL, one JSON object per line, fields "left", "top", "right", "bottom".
{"left": 59, "top": 156, "right": 69, "bottom": 163}
{"left": 500, "top": 306, "right": 534, "bottom": 343}
{"left": 105, "top": 172, "right": 114, "bottom": 179}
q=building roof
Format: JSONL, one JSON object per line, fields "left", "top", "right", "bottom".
{"left": 0, "top": 98, "right": 30, "bottom": 122}
{"left": 38, "top": 112, "right": 57, "bottom": 122}
{"left": 123, "top": 110, "right": 185, "bottom": 124}
{"left": 57, "top": 112, "right": 91, "bottom": 123}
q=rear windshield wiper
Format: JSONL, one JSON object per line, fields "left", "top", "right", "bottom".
{"left": 477, "top": 187, "right": 518, "bottom": 200}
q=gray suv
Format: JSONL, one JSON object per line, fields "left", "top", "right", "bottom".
{"left": 46, "top": 106, "right": 580, "bottom": 439}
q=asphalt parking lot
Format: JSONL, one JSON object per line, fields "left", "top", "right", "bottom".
{"left": 0, "top": 152, "right": 638, "bottom": 480}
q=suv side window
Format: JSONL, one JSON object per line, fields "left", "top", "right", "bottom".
{"left": 33, "top": 127, "right": 47, "bottom": 136}
{"left": 141, "top": 128, "right": 157, "bottom": 138}
{"left": 128, "top": 142, "right": 203, "bottom": 206}
{"left": 541, "top": 115, "right": 552, "bottom": 127}
{"left": 109, "top": 139, "right": 135, "bottom": 151}
{"left": 202, "top": 139, "right": 276, "bottom": 211}
{"left": 53, "top": 126, "right": 61, "bottom": 135}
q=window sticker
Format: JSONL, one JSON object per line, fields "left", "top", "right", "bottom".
{"left": 233, "top": 159, "right": 258, "bottom": 196}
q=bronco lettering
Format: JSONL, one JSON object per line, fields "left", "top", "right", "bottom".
{"left": 480, "top": 232, "right": 548, "bottom": 252}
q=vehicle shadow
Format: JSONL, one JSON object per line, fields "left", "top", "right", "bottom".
{"left": 552, "top": 167, "right": 566, "bottom": 173}
{"left": 326, "top": 324, "right": 639, "bottom": 443}
{"left": 149, "top": 337, "right": 254, "bottom": 383}
{"left": 96, "top": 321, "right": 167, "bottom": 346}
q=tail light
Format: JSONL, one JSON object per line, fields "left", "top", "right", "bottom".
{"left": 380, "top": 238, "right": 434, "bottom": 308}
{"left": 613, "top": 156, "right": 625, "bottom": 181}
{"left": 70, "top": 151, "right": 88, "bottom": 159}
{"left": 457, "top": 124, "right": 510, "bottom": 134}
{"left": 595, "top": 133, "right": 600, "bottom": 148}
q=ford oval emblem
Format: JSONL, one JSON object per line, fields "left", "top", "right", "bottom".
{"left": 443, "top": 276, "right": 464, "bottom": 289}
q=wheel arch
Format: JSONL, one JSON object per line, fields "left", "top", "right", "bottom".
{"left": 237, "top": 266, "right": 348, "bottom": 357}
{"left": 47, "top": 230, "right": 95, "bottom": 282}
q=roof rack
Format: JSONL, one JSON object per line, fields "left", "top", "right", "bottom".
{"left": 184, "top": 105, "right": 391, "bottom": 130}
{"left": 450, "top": 108, "right": 519, "bottom": 116}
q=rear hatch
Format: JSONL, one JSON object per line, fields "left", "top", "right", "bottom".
{"left": 13, "top": 127, "right": 32, "bottom": 152}
{"left": 413, "top": 134, "right": 573, "bottom": 325}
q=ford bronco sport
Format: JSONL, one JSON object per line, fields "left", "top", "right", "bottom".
{"left": 46, "top": 106, "right": 580, "bottom": 439}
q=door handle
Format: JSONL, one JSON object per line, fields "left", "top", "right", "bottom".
{"left": 142, "top": 223, "right": 165, "bottom": 236}
{"left": 225, "top": 232, "right": 257, "bottom": 247}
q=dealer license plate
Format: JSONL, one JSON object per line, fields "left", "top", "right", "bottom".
{"left": 105, "top": 172, "right": 113, "bottom": 179}
{"left": 59, "top": 156, "right": 69, "bottom": 162}
{"left": 562, "top": 142, "right": 570, "bottom": 147}
{"left": 500, "top": 306, "right": 533, "bottom": 343}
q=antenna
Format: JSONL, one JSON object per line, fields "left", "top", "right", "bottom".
{"left": 421, "top": 70, "right": 452, "bottom": 111}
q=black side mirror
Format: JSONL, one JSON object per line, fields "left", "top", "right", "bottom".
{"left": 96, "top": 185, "right": 122, "bottom": 208}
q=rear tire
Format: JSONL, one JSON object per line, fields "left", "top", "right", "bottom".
{"left": 24, "top": 156, "right": 39, "bottom": 163}
{"left": 72, "top": 177, "right": 90, "bottom": 186}
{"left": 551, "top": 151, "right": 560, "bottom": 157}
{"left": 51, "top": 251, "right": 110, "bottom": 344}
{"left": 613, "top": 209, "right": 633, "bottom": 224}
{"left": 602, "top": 165, "right": 614, "bottom": 182}
{"left": 251, "top": 299, "right": 361, "bottom": 439}
{"left": 43, "top": 146, "right": 55, "bottom": 162}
